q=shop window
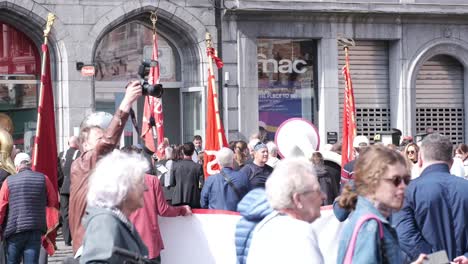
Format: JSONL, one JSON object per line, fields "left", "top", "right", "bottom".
{"left": 257, "top": 39, "right": 316, "bottom": 141}
{"left": 0, "top": 22, "right": 40, "bottom": 152}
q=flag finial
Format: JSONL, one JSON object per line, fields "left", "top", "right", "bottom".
{"left": 150, "top": 11, "right": 158, "bottom": 35}
{"left": 205, "top": 32, "right": 213, "bottom": 48}
{"left": 337, "top": 35, "right": 355, "bottom": 50}
{"left": 44, "top": 13, "right": 56, "bottom": 39}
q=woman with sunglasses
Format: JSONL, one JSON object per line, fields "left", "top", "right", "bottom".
{"left": 336, "top": 145, "right": 426, "bottom": 264}
{"left": 403, "top": 143, "right": 420, "bottom": 179}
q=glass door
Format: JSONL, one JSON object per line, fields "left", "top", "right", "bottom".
{"left": 181, "top": 87, "right": 204, "bottom": 143}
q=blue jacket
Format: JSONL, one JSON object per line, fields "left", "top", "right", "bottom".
{"left": 393, "top": 163, "right": 468, "bottom": 260}
{"left": 200, "top": 167, "right": 250, "bottom": 211}
{"left": 337, "top": 196, "right": 403, "bottom": 264}
{"left": 235, "top": 188, "right": 273, "bottom": 264}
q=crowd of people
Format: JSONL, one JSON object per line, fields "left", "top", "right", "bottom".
{"left": 0, "top": 80, "right": 466, "bottom": 264}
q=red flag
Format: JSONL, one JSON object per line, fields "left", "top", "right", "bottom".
{"left": 203, "top": 48, "right": 227, "bottom": 177}
{"left": 141, "top": 33, "right": 164, "bottom": 156}
{"left": 340, "top": 47, "right": 357, "bottom": 182}
{"left": 32, "top": 44, "right": 59, "bottom": 255}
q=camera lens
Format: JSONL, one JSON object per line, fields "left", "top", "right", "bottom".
{"left": 141, "top": 82, "right": 164, "bottom": 98}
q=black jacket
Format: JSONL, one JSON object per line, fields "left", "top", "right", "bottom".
{"left": 58, "top": 147, "right": 80, "bottom": 194}
{"left": 170, "top": 159, "right": 204, "bottom": 208}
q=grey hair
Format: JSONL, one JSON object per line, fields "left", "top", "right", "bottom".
{"left": 265, "top": 157, "right": 318, "bottom": 210}
{"left": 216, "top": 147, "right": 234, "bottom": 168}
{"left": 165, "top": 147, "right": 173, "bottom": 160}
{"left": 421, "top": 133, "right": 453, "bottom": 163}
{"left": 266, "top": 141, "right": 278, "bottom": 156}
{"left": 87, "top": 150, "right": 149, "bottom": 209}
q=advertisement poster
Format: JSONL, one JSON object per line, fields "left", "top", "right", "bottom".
{"left": 257, "top": 39, "right": 315, "bottom": 140}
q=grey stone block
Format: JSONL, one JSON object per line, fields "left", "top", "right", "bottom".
{"left": 122, "top": 0, "right": 143, "bottom": 14}
{"left": 184, "top": 7, "right": 215, "bottom": 26}
{"left": 158, "top": 0, "right": 178, "bottom": 17}
{"left": 11, "top": 0, "right": 34, "bottom": 11}
{"left": 53, "top": 4, "right": 84, "bottom": 24}
{"left": 83, "top": 5, "right": 113, "bottom": 25}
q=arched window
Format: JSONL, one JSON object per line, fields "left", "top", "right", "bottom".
{"left": 94, "top": 21, "right": 181, "bottom": 145}
{"left": 415, "top": 55, "right": 464, "bottom": 144}
{"left": 0, "top": 22, "right": 40, "bottom": 153}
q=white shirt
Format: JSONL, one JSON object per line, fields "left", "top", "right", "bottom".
{"left": 450, "top": 157, "right": 465, "bottom": 178}
{"left": 247, "top": 211, "right": 324, "bottom": 264}
{"left": 266, "top": 157, "right": 279, "bottom": 168}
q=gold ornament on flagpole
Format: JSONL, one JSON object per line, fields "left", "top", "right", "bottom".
{"left": 34, "top": 13, "right": 56, "bottom": 166}
{"left": 150, "top": 11, "right": 158, "bottom": 35}
{"left": 43, "top": 13, "right": 56, "bottom": 45}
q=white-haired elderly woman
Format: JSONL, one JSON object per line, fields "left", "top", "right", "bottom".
{"left": 246, "top": 158, "right": 326, "bottom": 264}
{"left": 79, "top": 150, "right": 149, "bottom": 263}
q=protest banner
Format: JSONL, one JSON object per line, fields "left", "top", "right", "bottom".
{"left": 159, "top": 207, "right": 343, "bottom": 263}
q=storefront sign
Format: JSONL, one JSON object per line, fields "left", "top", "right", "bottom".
{"left": 327, "top": 131, "right": 338, "bottom": 144}
{"left": 81, "top": 65, "right": 95, "bottom": 77}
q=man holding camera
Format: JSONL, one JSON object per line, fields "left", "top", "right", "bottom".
{"left": 69, "top": 81, "right": 142, "bottom": 254}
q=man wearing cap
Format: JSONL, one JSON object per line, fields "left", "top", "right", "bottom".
{"left": 240, "top": 142, "right": 273, "bottom": 190}
{"left": 0, "top": 153, "right": 58, "bottom": 263}
{"left": 341, "top": 135, "right": 369, "bottom": 184}
{"left": 69, "top": 81, "right": 142, "bottom": 254}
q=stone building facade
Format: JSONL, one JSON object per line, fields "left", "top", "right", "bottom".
{"left": 1, "top": 0, "right": 468, "bottom": 153}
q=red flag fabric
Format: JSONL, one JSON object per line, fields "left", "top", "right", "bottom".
{"left": 142, "top": 33, "right": 164, "bottom": 156}
{"left": 203, "top": 50, "right": 228, "bottom": 178}
{"left": 340, "top": 48, "right": 357, "bottom": 182}
{"left": 32, "top": 44, "right": 59, "bottom": 255}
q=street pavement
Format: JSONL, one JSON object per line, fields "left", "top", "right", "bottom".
{"left": 48, "top": 228, "right": 74, "bottom": 263}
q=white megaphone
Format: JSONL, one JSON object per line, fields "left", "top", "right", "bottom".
{"left": 275, "top": 118, "right": 320, "bottom": 158}
{"left": 274, "top": 118, "right": 342, "bottom": 167}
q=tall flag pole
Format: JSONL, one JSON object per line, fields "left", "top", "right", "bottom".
{"left": 339, "top": 37, "right": 357, "bottom": 183}
{"left": 141, "top": 11, "right": 165, "bottom": 157}
{"left": 203, "top": 32, "right": 228, "bottom": 177}
{"left": 31, "top": 13, "right": 60, "bottom": 256}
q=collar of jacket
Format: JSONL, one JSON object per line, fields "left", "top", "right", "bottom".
{"left": 355, "top": 196, "right": 390, "bottom": 224}
{"left": 419, "top": 163, "right": 450, "bottom": 178}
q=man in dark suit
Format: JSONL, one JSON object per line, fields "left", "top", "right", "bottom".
{"left": 170, "top": 142, "right": 204, "bottom": 208}
{"left": 58, "top": 136, "right": 80, "bottom": 246}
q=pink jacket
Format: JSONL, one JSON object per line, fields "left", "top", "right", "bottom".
{"left": 129, "top": 174, "right": 186, "bottom": 258}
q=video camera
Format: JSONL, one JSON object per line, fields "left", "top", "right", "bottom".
{"left": 138, "top": 60, "right": 163, "bottom": 98}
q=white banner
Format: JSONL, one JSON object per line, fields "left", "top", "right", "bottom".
{"left": 159, "top": 207, "right": 344, "bottom": 264}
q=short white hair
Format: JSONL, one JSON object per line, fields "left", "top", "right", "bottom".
{"left": 216, "top": 147, "right": 234, "bottom": 168}
{"left": 87, "top": 150, "right": 149, "bottom": 209}
{"left": 266, "top": 141, "right": 278, "bottom": 156}
{"left": 265, "top": 157, "right": 318, "bottom": 210}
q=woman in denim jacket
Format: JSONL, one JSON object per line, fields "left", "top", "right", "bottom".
{"left": 336, "top": 145, "right": 426, "bottom": 264}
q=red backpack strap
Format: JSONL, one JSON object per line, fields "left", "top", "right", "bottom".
{"left": 343, "top": 213, "right": 384, "bottom": 264}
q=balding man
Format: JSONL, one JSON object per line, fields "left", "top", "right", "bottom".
{"left": 58, "top": 136, "right": 80, "bottom": 246}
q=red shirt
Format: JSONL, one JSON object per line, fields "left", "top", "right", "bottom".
{"left": 129, "top": 174, "right": 187, "bottom": 258}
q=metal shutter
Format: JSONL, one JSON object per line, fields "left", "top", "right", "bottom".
{"left": 338, "top": 41, "right": 390, "bottom": 142}
{"left": 415, "top": 55, "right": 464, "bottom": 144}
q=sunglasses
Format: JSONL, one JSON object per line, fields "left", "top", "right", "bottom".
{"left": 406, "top": 150, "right": 415, "bottom": 155}
{"left": 383, "top": 175, "right": 411, "bottom": 187}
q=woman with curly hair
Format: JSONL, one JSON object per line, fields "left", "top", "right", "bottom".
{"left": 337, "top": 145, "right": 426, "bottom": 264}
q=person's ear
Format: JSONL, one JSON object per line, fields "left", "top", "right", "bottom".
{"left": 292, "top": 193, "right": 303, "bottom": 209}
{"left": 418, "top": 151, "right": 423, "bottom": 168}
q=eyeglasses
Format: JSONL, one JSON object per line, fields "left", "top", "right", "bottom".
{"left": 406, "top": 150, "right": 415, "bottom": 155}
{"left": 383, "top": 175, "right": 411, "bottom": 187}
